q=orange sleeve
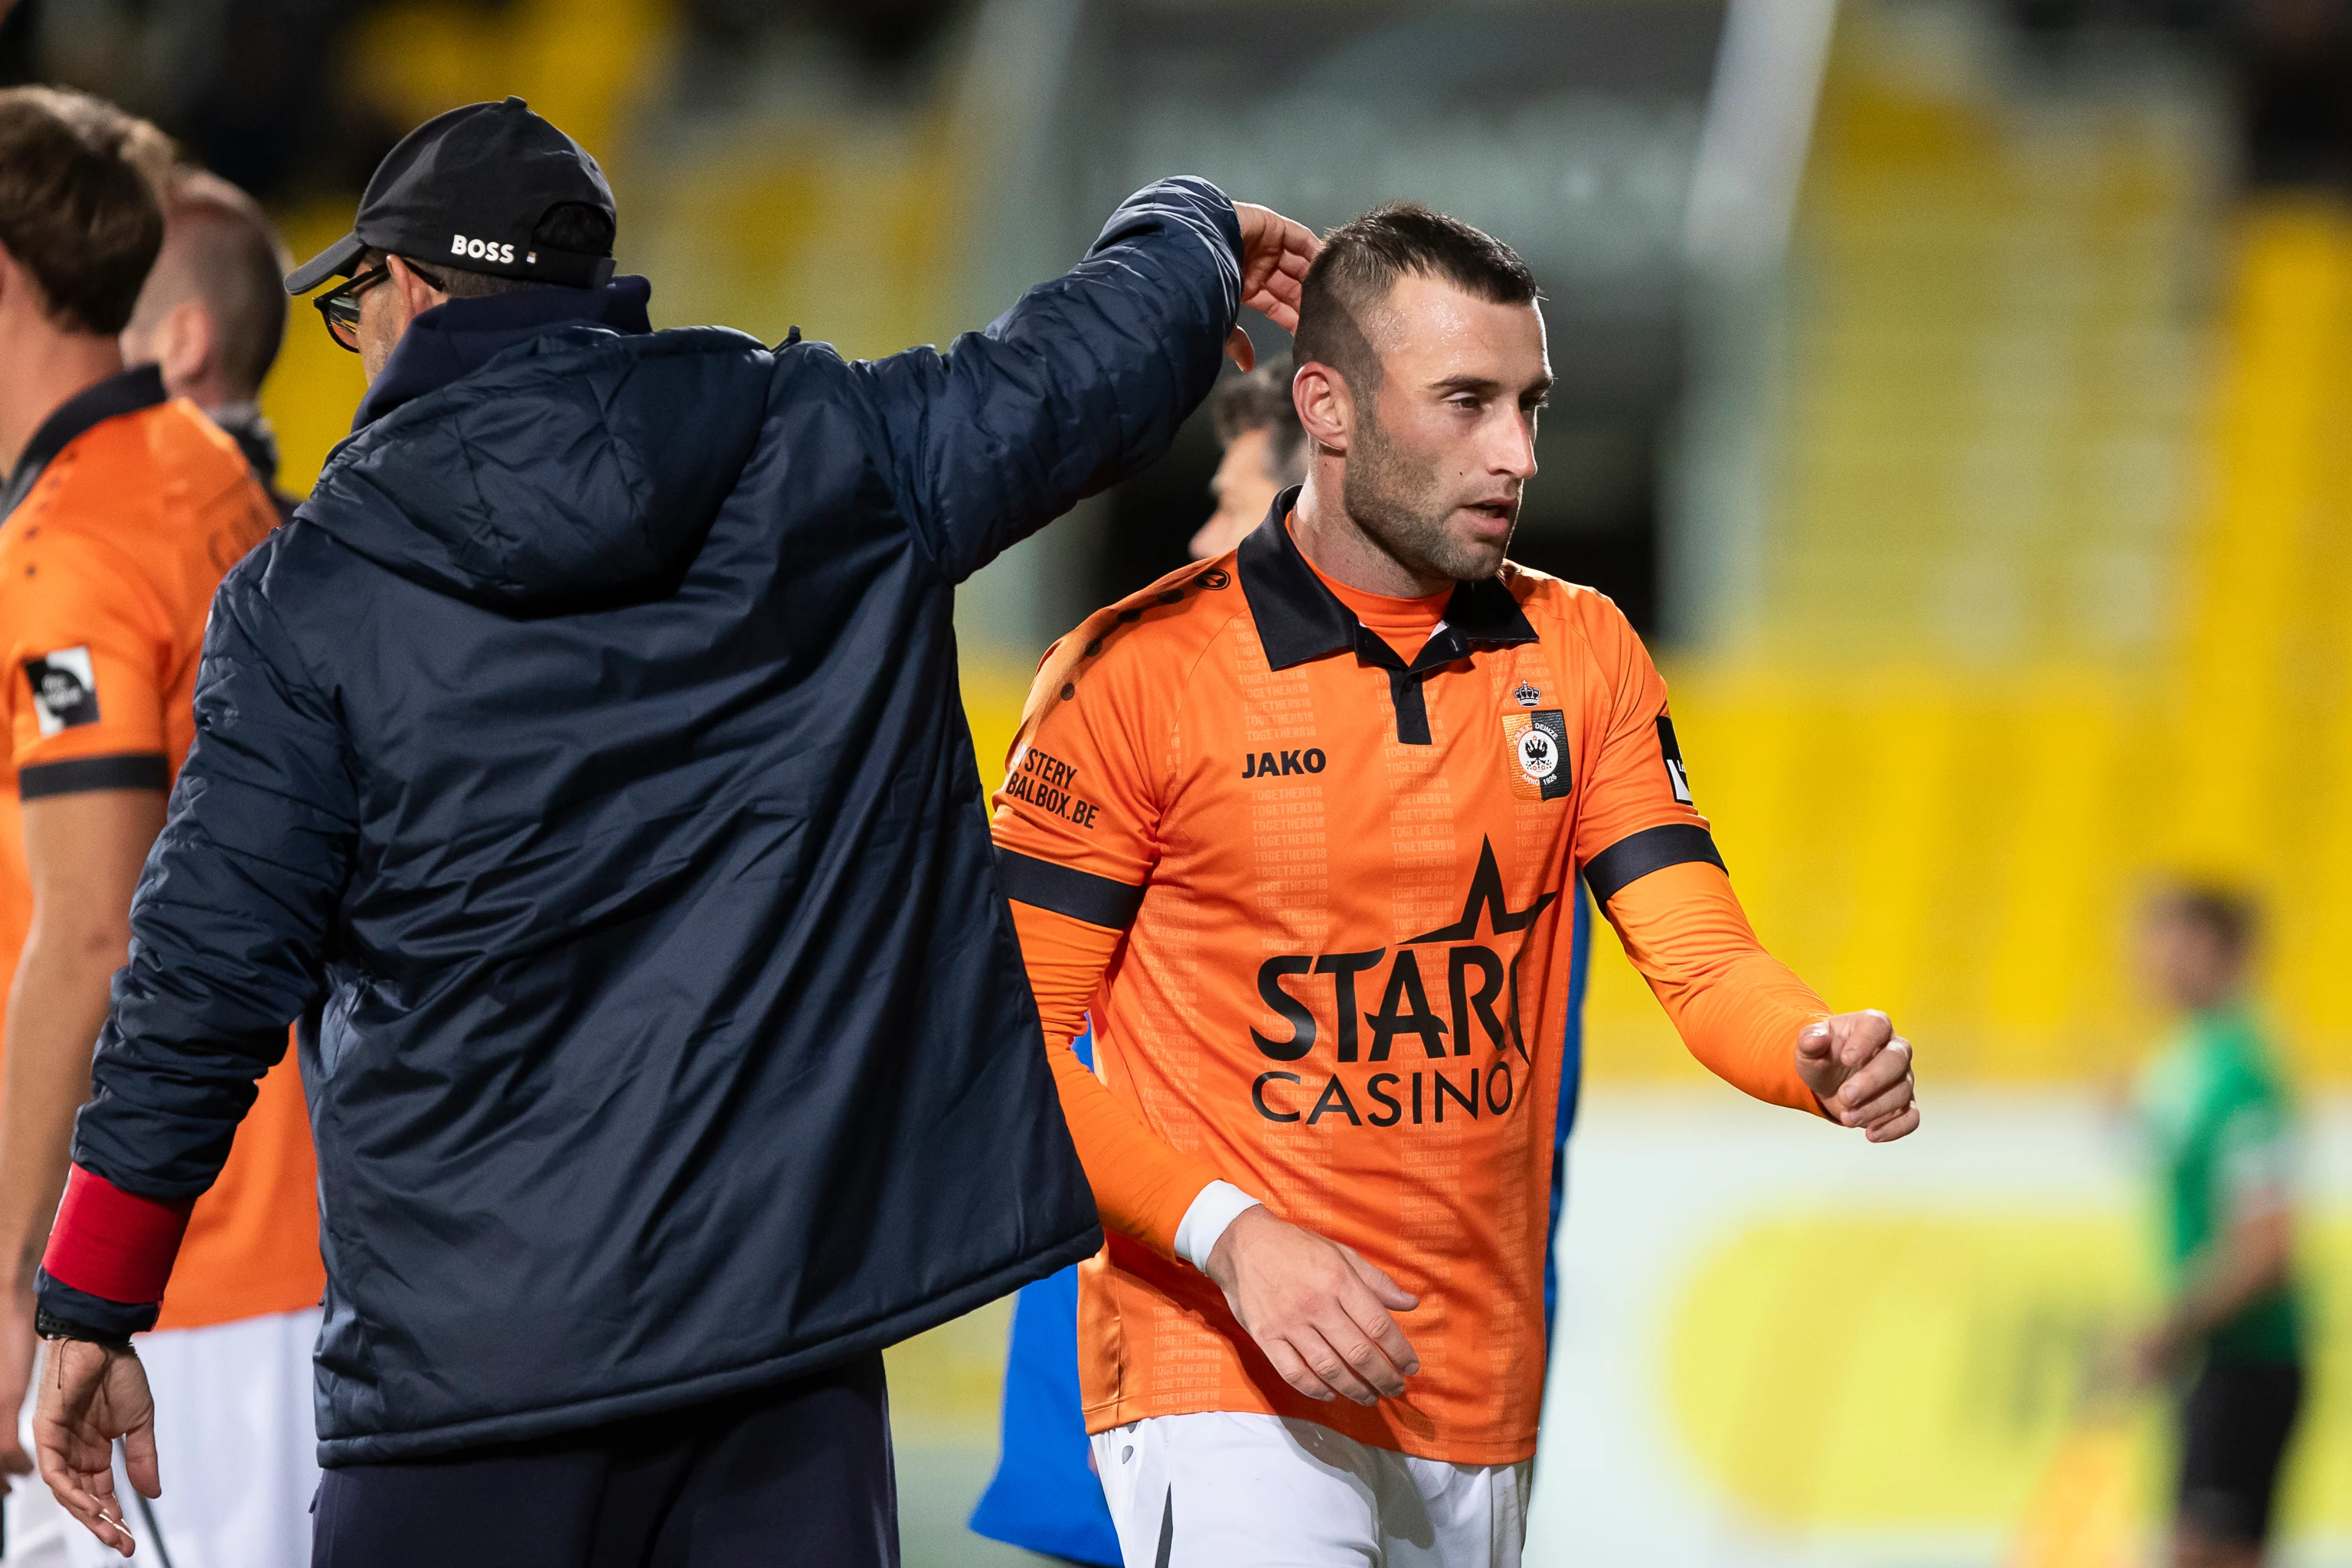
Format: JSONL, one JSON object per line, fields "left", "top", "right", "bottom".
{"left": 991, "top": 603, "right": 1230, "bottom": 1259}
{"left": 0, "top": 528, "right": 172, "bottom": 794}
{"left": 1602, "top": 860, "right": 1830, "bottom": 1116}
{"left": 1010, "top": 900, "right": 1224, "bottom": 1258}
{"left": 1569, "top": 594, "right": 1710, "bottom": 874}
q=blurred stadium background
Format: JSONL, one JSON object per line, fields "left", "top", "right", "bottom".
{"left": 15, "top": 0, "right": 2350, "bottom": 1560}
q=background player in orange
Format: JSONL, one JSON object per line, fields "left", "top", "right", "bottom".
{"left": 1190, "top": 354, "right": 1309, "bottom": 561}
{"left": 121, "top": 164, "right": 301, "bottom": 521}
{"left": 0, "top": 91, "right": 284, "bottom": 1564}
{"left": 991, "top": 204, "right": 1919, "bottom": 1566}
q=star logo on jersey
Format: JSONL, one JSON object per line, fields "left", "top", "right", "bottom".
{"left": 1245, "top": 837, "right": 1561, "bottom": 1130}
{"left": 1500, "top": 710, "right": 1569, "bottom": 802}
{"left": 1404, "top": 837, "right": 1557, "bottom": 946}
{"left": 23, "top": 647, "right": 98, "bottom": 737}
{"left": 1511, "top": 678, "right": 1540, "bottom": 707}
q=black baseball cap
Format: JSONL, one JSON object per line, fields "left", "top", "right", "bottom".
{"left": 286, "top": 96, "right": 616, "bottom": 296}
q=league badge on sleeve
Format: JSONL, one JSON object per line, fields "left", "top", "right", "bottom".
{"left": 24, "top": 647, "right": 99, "bottom": 736}
{"left": 1656, "top": 714, "right": 1694, "bottom": 805}
{"left": 1502, "top": 710, "right": 1570, "bottom": 802}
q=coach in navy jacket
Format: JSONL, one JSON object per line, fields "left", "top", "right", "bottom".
{"left": 29, "top": 99, "right": 1307, "bottom": 1508}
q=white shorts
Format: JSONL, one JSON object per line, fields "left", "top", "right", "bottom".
{"left": 5, "top": 1306, "right": 321, "bottom": 1568}
{"left": 1090, "top": 1411, "right": 1530, "bottom": 1568}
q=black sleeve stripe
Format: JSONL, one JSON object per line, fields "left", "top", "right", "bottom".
{"left": 18, "top": 752, "right": 169, "bottom": 799}
{"left": 994, "top": 846, "right": 1146, "bottom": 930}
{"left": 1581, "top": 822, "right": 1725, "bottom": 906}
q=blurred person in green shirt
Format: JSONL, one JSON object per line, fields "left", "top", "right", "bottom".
{"left": 2132, "top": 886, "right": 2305, "bottom": 1568}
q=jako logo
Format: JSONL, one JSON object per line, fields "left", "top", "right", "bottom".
{"left": 451, "top": 234, "right": 516, "bottom": 264}
{"left": 1241, "top": 749, "right": 1325, "bottom": 779}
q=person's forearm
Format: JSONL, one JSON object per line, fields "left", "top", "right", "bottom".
{"left": 1009, "top": 899, "right": 1229, "bottom": 1256}
{"left": 2168, "top": 1212, "right": 2293, "bottom": 1341}
{"left": 0, "top": 925, "right": 127, "bottom": 1298}
{"left": 1601, "top": 860, "right": 1829, "bottom": 1115}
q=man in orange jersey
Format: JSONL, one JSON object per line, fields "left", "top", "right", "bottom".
{"left": 0, "top": 94, "right": 288, "bottom": 1566}
{"left": 989, "top": 204, "right": 1919, "bottom": 1566}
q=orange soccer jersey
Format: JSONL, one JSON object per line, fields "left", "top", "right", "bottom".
{"left": 0, "top": 366, "right": 321, "bottom": 1330}
{"left": 990, "top": 508, "right": 1831, "bottom": 1465}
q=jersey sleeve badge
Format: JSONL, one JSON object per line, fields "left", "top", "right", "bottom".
{"left": 24, "top": 647, "right": 99, "bottom": 736}
{"left": 1503, "top": 709, "right": 1570, "bottom": 802}
{"left": 1656, "top": 715, "right": 1694, "bottom": 805}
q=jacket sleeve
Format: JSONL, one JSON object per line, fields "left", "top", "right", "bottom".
{"left": 847, "top": 176, "right": 1243, "bottom": 583}
{"left": 37, "top": 561, "right": 356, "bottom": 1334}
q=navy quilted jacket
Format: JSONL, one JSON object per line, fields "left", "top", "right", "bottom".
{"left": 48, "top": 178, "right": 1240, "bottom": 1464}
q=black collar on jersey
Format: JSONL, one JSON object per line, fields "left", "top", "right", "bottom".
{"left": 1236, "top": 488, "right": 1538, "bottom": 744}
{"left": 0, "top": 364, "right": 169, "bottom": 523}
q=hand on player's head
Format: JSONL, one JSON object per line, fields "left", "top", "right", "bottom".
{"left": 1204, "top": 1205, "right": 1422, "bottom": 1406}
{"left": 1796, "top": 1010, "right": 1919, "bottom": 1142}
{"left": 1227, "top": 202, "right": 1317, "bottom": 370}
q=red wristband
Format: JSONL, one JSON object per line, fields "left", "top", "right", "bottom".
{"left": 41, "top": 1165, "right": 194, "bottom": 1305}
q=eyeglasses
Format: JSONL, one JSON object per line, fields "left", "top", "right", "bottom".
{"left": 312, "top": 260, "right": 450, "bottom": 353}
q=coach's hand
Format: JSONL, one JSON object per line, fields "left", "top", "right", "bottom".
{"left": 1798, "top": 1010, "right": 1919, "bottom": 1142}
{"left": 1204, "top": 1205, "right": 1420, "bottom": 1406}
{"left": 1228, "top": 203, "right": 1319, "bottom": 370}
{"left": 33, "top": 1336, "right": 156, "bottom": 1557}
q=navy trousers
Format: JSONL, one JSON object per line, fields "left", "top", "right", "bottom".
{"left": 312, "top": 1352, "right": 897, "bottom": 1567}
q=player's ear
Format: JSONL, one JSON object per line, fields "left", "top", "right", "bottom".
{"left": 1294, "top": 360, "right": 1352, "bottom": 456}
{"left": 0, "top": 239, "right": 26, "bottom": 322}
{"left": 158, "top": 300, "right": 214, "bottom": 390}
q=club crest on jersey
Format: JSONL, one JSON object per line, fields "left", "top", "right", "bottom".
{"left": 23, "top": 647, "right": 97, "bottom": 737}
{"left": 1501, "top": 710, "right": 1569, "bottom": 802}
{"left": 1511, "top": 679, "right": 1540, "bottom": 707}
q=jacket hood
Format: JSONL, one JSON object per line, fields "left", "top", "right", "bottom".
{"left": 305, "top": 315, "right": 773, "bottom": 615}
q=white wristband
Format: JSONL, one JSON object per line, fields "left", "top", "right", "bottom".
{"left": 1174, "top": 1181, "right": 1263, "bottom": 1272}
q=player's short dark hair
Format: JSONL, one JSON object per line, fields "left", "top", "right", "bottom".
{"left": 1291, "top": 203, "right": 1538, "bottom": 401}
{"left": 0, "top": 87, "right": 166, "bottom": 336}
{"left": 1209, "top": 355, "right": 1307, "bottom": 484}
{"left": 407, "top": 201, "right": 618, "bottom": 298}
{"left": 147, "top": 168, "right": 290, "bottom": 400}
{"left": 2159, "top": 884, "right": 2259, "bottom": 958}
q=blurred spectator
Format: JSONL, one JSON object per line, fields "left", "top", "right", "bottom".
{"left": 1193, "top": 355, "right": 1307, "bottom": 560}
{"left": 2131, "top": 886, "right": 2306, "bottom": 1568}
{"left": 0, "top": 0, "right": 411, "bottom": 202}
{"left": 120, "top": 166, "right": 300, "bottom": 518}
{"left": 682, "top": 0, "right": 962, "bottom": 70}
{"left": 1999, "top": 0, "right": 2352, "bottom": 192}
{"left": 2237, "top": 0, "right": 2352, "bottom": 190}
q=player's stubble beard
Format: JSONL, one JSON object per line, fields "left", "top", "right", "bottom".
{"left": 1341, "top": 394, "right": 1517, "bottom": 585}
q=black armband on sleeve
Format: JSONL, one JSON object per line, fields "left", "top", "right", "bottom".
{"left": 995, "top": 846, "right": 1147, "bottom": 930}
{"left": 1582, "top": 823, "right": 1726, "bottom": 906}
